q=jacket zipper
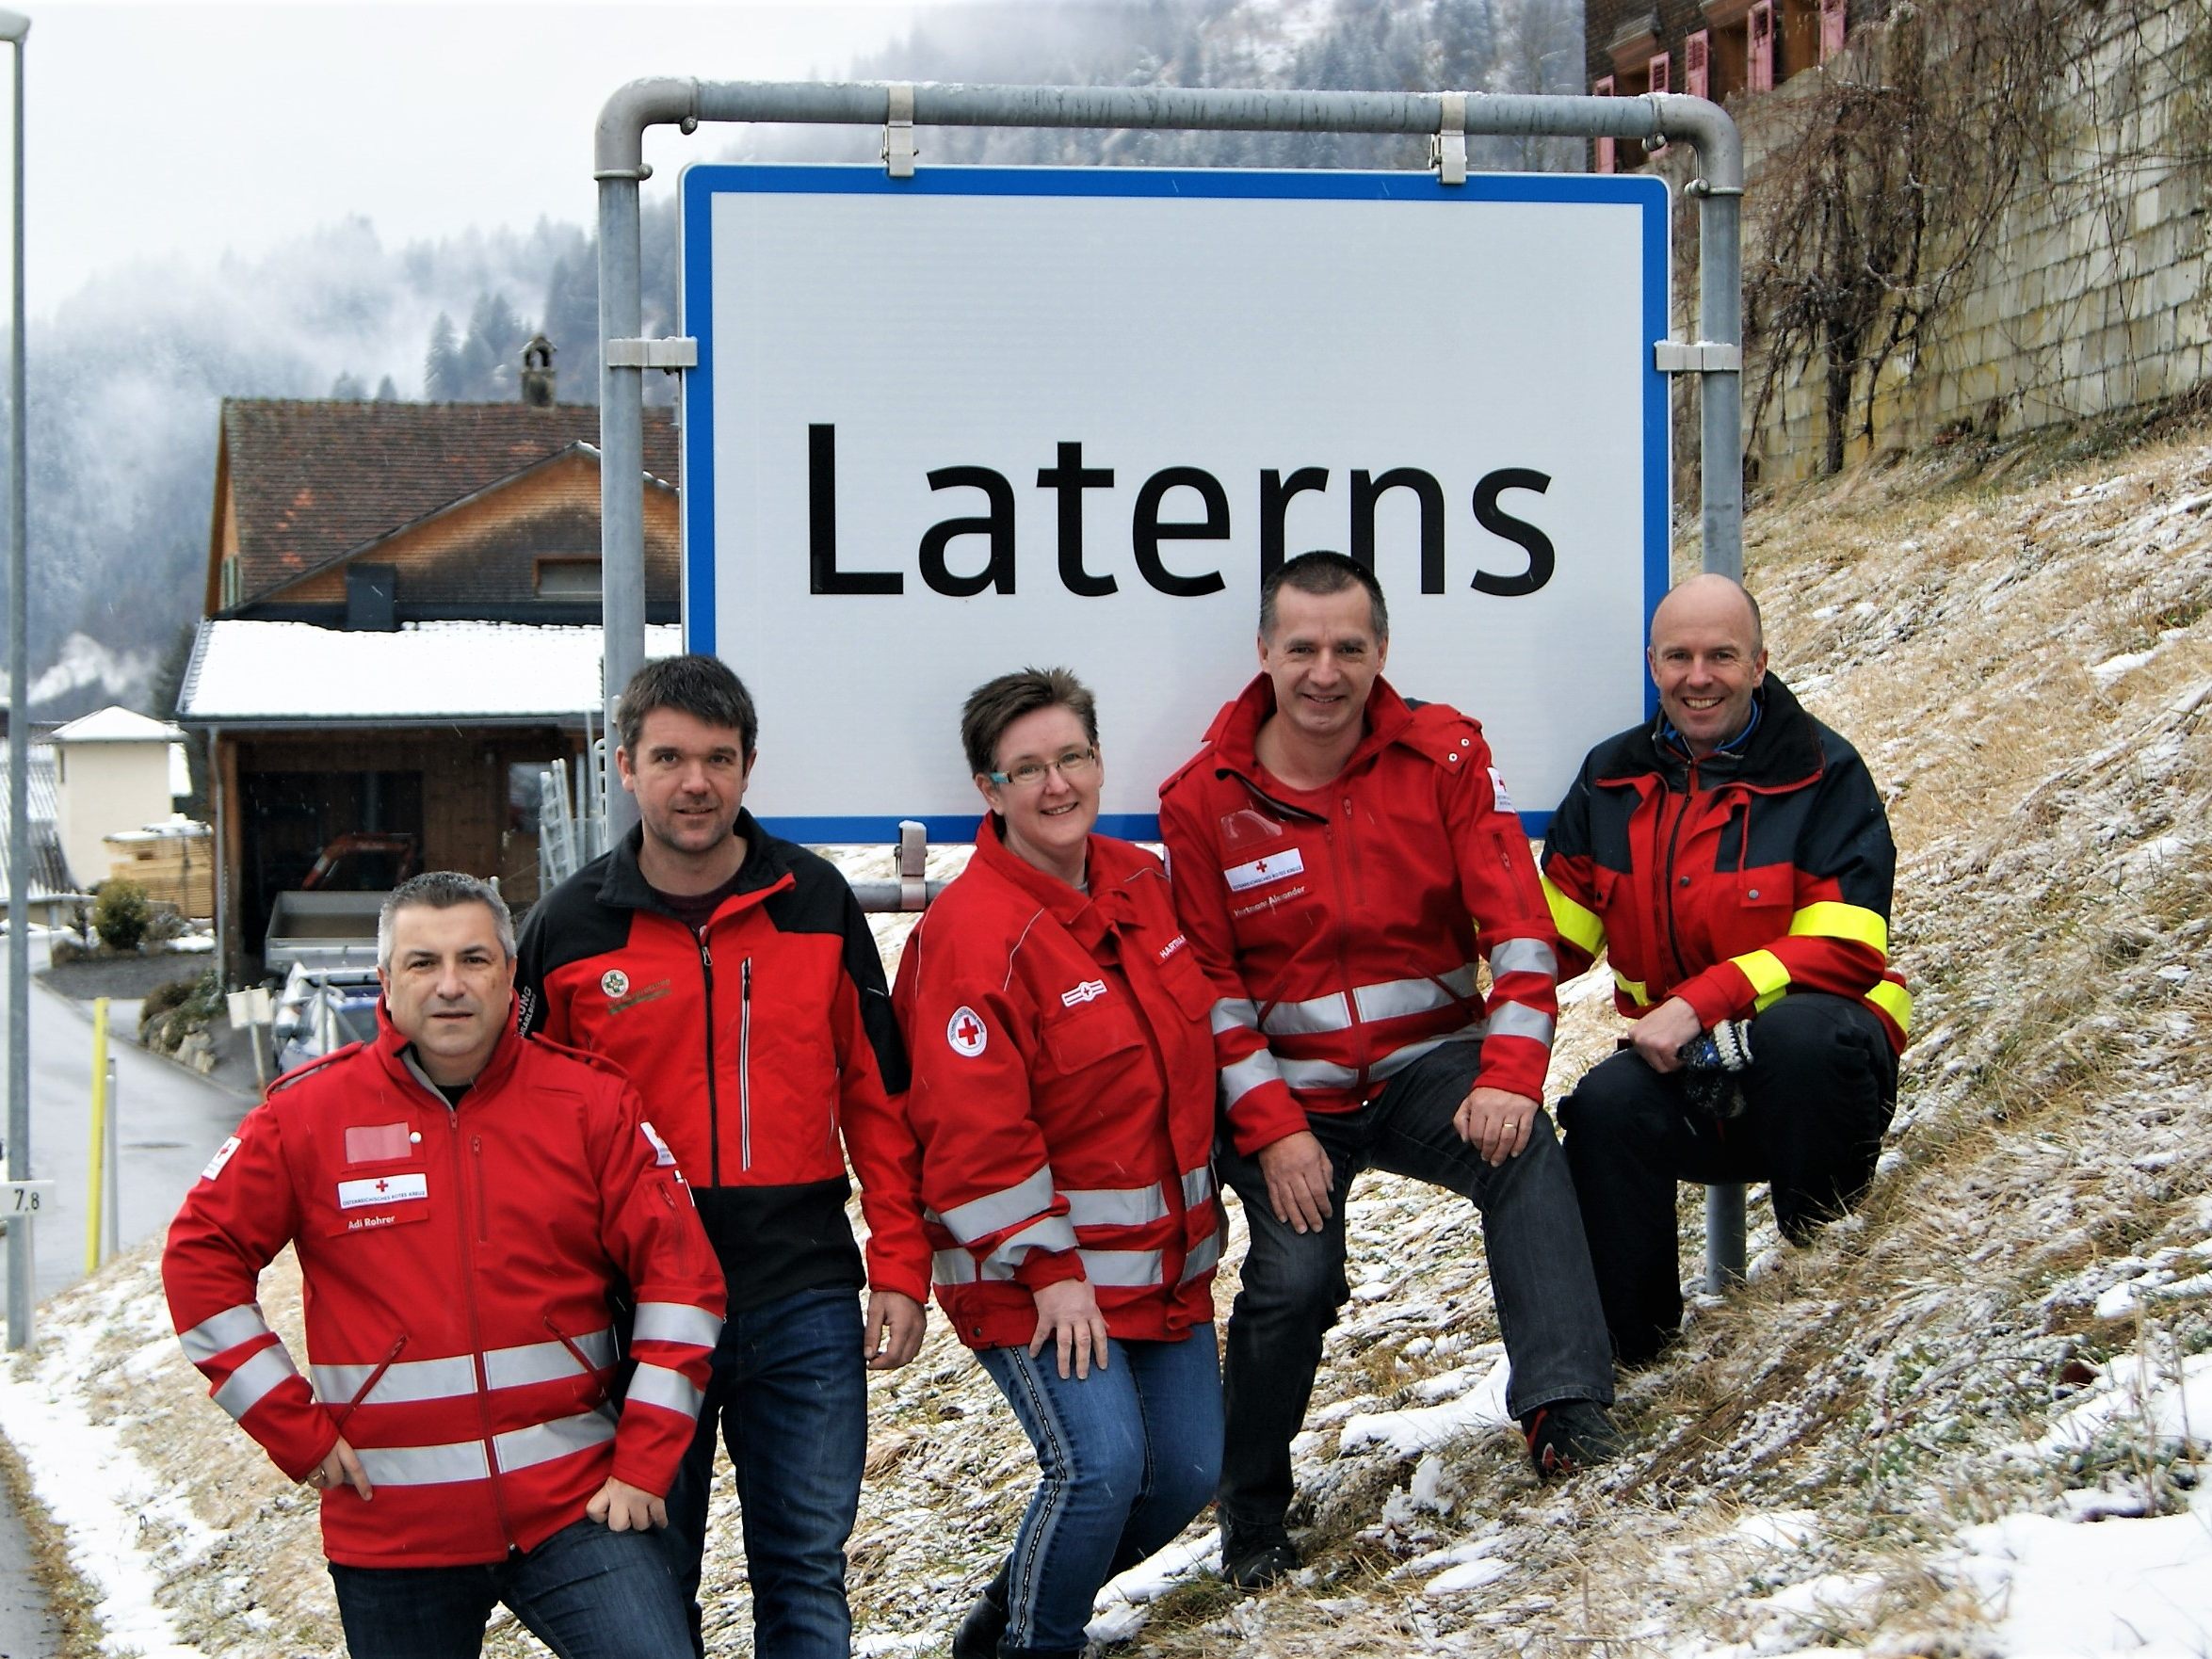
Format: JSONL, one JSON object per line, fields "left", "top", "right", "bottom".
{"left": 739, "top": 958, "right": 754, "bottom": 1171}
{"left": 697, "top": 932, "right": 720, "bottom": 1185}
{"left": 447, "top": 1104, "right": 517, "bottom": 1548}
{"left": 1326, "top": 800, "right": 1370, "bottom": 1087}
{"left": 330, "top": 1333, "right": 407, "bottom": 1435}
{"left": 470, "top": 1134, "right": 489, "bottom": 1243}
{"left": 1660, "top": 763, "right": 1698, "bottom": 984}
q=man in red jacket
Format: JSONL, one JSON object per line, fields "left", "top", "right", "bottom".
{"left": 1542, "top": 574, "right": 1910, "bottom": 1364}
{"left": 516, "top": 654, "right": 929, "bottom": 1659}
{"left": 1158, "top": 552, "right": 1618, "bottom": 1591}
{"left": 165, "top": 871, "right": 723, "bottom": 1659}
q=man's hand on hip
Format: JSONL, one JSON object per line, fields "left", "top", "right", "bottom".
{"left": 864, "top": 1288, "right": 927, "bottom": 1371}
{"left": 1257, "top": 1130, "right": 1334, "bottom": 1233}
{"left": 1455, "top": 1087, "right": 1538, "bottom": 1167}
{"left": 587, "top": 1476, "right": 667, "bottom": 1532}
{"left": 1630, "top": 997, "right": 1705, "bottom": 1073}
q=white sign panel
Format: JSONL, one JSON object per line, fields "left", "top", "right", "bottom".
{"left": 680, "top": 165, "right": 1671, "bottom": 842}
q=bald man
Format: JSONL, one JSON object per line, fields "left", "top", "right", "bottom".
{"left": 1540, "top": 575, "right": 1912, "bottom": 1364}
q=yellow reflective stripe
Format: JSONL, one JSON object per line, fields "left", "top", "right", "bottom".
{"left": 1865, "top": 978, "right": 1913, "bottom": 1034}
{"left": 1542, "top": 877, "right": 1607, "bottom": 958}
{"left": 1789, "top": 902, "right": 1889, "bottom": 955}
{"left": 1612, "top": 971, "right": 1651, "bottom": 1007}
{"left": 1733, "top": 949, "right": 1790, "bottom": 1006}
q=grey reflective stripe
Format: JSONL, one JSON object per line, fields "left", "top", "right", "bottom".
{"left": 985, "top": 1213, "right": 1078, "bottom": 1272}
{"left": 1181, "top": 1165, "right": 1214, "bottom": 1208}
{"left": 1064, "top": 1184, "right": 1168, "bottom": 1228}
{"left": 633, "top": 1302, "right": 722, "bottom": 1350}
{"left": 357, "top": 1437, "right": 491, "bottom": 1488}
{"left": 1488, "top": 938, "right": 1559, "bottom": 981}
{"left": 494, "top": 1410, "right": 617, "bottom": 1474}
{"left": 1369, "top": 1030, "right": 1485, "bottom": 1084}
{"left": 1077, "top": 1248, "right": 1165, "bottom": 1288}
{"left": 1220, "top": 1051, "right": 1284, "bottom": 1110}
{"left": 312, "top": 1354, "right": 475, "bottom": 1407}
{"left": 1210, "top": 998, "right": 1259, "bottom": 1035}
{"left": 181, "top": 1303, "right": 272, "bottom": 1363}
{"left": 1487, "top": 1002, "right": 1558, "bottom": 1046}
{"left": 1261, "top": 990, "right": 1351, "bottom": 1037}
{"left": 1352, "top": 964, "right": 1479, "bottom": 1024}
{"left": 1276, "top": 1055, "right": 1359, "bottom": 1089}
{"left": 1179, "top": 1231, "right": 1223, "bottom": 1282}
{"left": 932, "top": 1248, "right": 1006, "bottom": 1286}
{"left": 484, "top": 1329, "right": 615, "bottom": 1392}
{"left": 624, "top": 1361, "right": 705, "bottom": 1420}
{"left": 937, "top": 1166, "right": 1058, "bottom": 1246}
{"left": 213, "top": 1342, "right": 299, "bottom": 1422}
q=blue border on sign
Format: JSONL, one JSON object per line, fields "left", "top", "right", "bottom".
{"left": 679, "top": 164, "right": 1671, "bottom": 845}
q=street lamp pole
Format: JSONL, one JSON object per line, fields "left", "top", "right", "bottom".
{"left": 1, "top": 8, "right": 30, "bottom": 1351}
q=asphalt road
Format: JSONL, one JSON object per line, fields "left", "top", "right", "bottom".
{"left": 1, "top": 941, "right": 253, "bottom": 1309}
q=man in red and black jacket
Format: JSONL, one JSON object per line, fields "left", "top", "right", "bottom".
{"left": 166, "top": 871, "right": 722, "bottom": 1658}
{"left": 515, "top": 655, "right": 928, "bottom": 1659}
{"left": 1158, "top": 553, "right": 1619, "bottom": 1591}
{"left": 1543, "top": 573, "right": 1911, "bottom": 1366}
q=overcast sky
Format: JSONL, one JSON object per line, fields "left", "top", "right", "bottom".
{"left": 13, "top": 0, "right": 962, "bottom": 311}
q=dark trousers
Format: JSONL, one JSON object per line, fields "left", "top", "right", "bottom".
{"left": 1559, "top": 992, "right": 1898, "bottom": 1365}
{"left": 328, "top": 1519, "right": 692, "bottom": 1659}
{"left": 1214, "top": 1040, "right": 1616, "bottom": 1538}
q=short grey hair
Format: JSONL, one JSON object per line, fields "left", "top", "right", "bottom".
{"left": 377, "top": 872, "right": 515, "bottom": 970}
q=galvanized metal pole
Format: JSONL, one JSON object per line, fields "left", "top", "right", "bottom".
{"left": 2, "top": 9, "right": 30, "bottom": 1350}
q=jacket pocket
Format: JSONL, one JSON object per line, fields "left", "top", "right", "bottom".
{"left": 1041, "top": 1000, "right": 1145, "bottom": 1077}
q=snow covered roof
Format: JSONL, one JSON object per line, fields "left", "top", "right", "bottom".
{"left": 176, "top": 619, "right": 684, "bottom": 726}
{"left": 49, "top": 705, "right": 186, "bottom": 745}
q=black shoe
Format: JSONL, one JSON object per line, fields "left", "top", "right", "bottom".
{"left": 1522, "top": 1399, "right": 1623, "bottom": 1478}
{"left": 1220, "top": 1526, "right": 1299, "bottom": 1591}
{"left": 949, "top": 1561, "right": 1009, "bottom": 1659}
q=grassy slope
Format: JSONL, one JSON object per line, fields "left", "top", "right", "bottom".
{"left": 24, "top": 417, "right": 2212, "bottom": 1657}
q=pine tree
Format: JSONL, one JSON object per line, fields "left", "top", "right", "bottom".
{"left": 423, "top": 313, "right": 461, "bottom": 401}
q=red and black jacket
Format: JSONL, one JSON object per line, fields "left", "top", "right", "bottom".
{"left": 516, "top": 813, "right": 930, "bottom": 1311}
{"left": 1540, "top": 674, "right": 1911, "bottom": 1052}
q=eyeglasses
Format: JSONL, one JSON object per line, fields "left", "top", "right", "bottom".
{"left": 987, "top": 746, "right": 1100, "bottom": 789}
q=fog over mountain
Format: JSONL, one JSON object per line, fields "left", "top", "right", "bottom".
{"left": 13, "top": 0, "right": 1578, "bottom": 720}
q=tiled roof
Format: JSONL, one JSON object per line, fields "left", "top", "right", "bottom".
{"left": 219, "top": 399, "right": 679, "bottom": 609}
{"left": 178, "top": 620, "right": 685, "bottom": 724}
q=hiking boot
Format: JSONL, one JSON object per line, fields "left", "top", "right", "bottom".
{"left": 1522, "top": 1398, "right": 1623, "bottom": 1478}
{"left": 1220, "top": 1525, "right": 1299, "bottom": 1591}
{"left": 949, "top": 1560, "right": 1009, "bottom": 1659}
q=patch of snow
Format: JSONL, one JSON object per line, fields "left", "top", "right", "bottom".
{"left": 2091, "top": 647, "right": 2157, "bottom": 686}
{"left": 1337, "top": 1355, "right": 1512, "bottom": 1458}
{"left": 1951, "top": 1487, "right": 2212, "bottom": 1659}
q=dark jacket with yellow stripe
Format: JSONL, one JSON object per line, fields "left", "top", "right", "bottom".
{"left": 1540, "top": 675, "right": 1909, "bottom": 1053}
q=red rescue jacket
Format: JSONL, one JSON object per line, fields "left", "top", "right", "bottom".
{"left": 1158, "top": 675, "right": 1560, "bottom": 1157}
{"left": 1540, "top": 675, "right": 1910, "bottom": 1052}
{"left": 893, "top": 820, "right": 1222, "bottom": 1350}
{"left": 163, "top": 1006, "right": 724, "bottom": 1570}
{"left": 516, "top": 814, "right": 930, "bottom": 1310}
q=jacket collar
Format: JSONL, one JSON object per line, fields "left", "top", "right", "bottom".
{"left": 372, "top": 991, "right": 523, "bottom": 1101}
{"left": 593, "top": 808, "right": 796, "bottom": 918}
{"left": 1603, "top": 674, "right": 1825, "bottom": 792}
{"left": 972, "top": 814, "right": 1149, "bottom": 936}
{"left": 1205, "top": 671, "right": 1418, "bottom": 788}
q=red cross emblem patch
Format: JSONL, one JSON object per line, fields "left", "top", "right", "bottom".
{"left": 946, "top": 1006, "right": 988, "bottom": 1057}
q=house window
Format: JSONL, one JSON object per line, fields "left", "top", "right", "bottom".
{"left": 535, "top": 558, "right": 603, "bottom": 600}
{"left": 1685, "top": 31, "right": 1710, "bottom": 99}
{"left": 1592, "top": 75, "right": 1617, "bottom": 174}
{"left": 1749, "top": 0, "right": 1776, "bottom": 92}
{"left": 1818, "top": 0, "right": 1848, "bottom": 60}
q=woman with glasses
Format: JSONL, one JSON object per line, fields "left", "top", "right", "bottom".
{"left": 892, "top": 667, "right": 1224, "bottom": 1659}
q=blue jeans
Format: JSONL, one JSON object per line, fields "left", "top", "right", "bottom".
{"left": 977, "top": 1326, "right": 1222, "bottom": 1657}
{"left": 658, "top": 1286, "right": 865, "bottom": 1659}
{"left": 327, "top": 1518, "right": 691, "bottom": 1659}
{"left": 1215, "top": 1040, "right": 1615, "bottom": 1537}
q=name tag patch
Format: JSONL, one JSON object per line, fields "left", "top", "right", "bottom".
{"left": 1489, "top": 766, "right": 1516, "bottom": 814}
{"left": 641, "top": 1120, "right": 677, "bottom": 1167}
{"left": 344, "top": 1121, "right": 412, "bottom": 1163}
{"left": 1223, "top": 848, "right": 1305, "bottom": 893}
{"left": 338, "top": 1172, "right": 428, "bottom": 1210}
{"left": 202, "top": 1137, "right": 240, "bottom": 1183}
